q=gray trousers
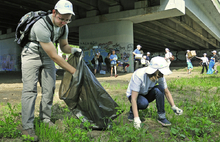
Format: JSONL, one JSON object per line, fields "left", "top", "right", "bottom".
{"left": 21, "top": 48, "right": 56, "bottom": 129}
{"left": 214, "top": 62, "right": 219, "bottom": 72}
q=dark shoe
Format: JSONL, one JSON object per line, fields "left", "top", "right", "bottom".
{"left": 158, "top": 118, "right": 171, "bottom": 126}
{"left": 128, "top": 112, "right": 134, "bottom": 122}
{"left": 215, "top": 71, "right": 218, "bottom": 74}
{"left": 22, "top": 128, "right": 38, "bottom": 142}
{"left": 124, "top": 71, "right": 127, "bottom": 73}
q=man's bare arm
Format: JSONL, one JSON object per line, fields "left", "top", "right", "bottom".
{"left": 40, "top": 41, "right": 76, "bottom": 74}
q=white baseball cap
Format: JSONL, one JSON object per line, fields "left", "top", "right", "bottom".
{"left": 147, "top": 52, "right": 150, "bottom": 54}
{"left": 203, "top": 53, "right": 207, "bottom": 55}
{"left": 137, "top": 45, "right": 142, "bottom": 48}
{"left": 55, "top": 0, "right": 75, "bottom": 15}
{"left": 212, "top": 50, "right": 216, "bottom": 53}
{"left": 145, "top": 56, "right": 172, "bottom": 75}
{"left": 187, "top": 50, "right": 190, "bottom": 52}
{"left": 165, "top": 48, "right": 169, "bottom": 51}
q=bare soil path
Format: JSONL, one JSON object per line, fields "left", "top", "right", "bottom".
{"left": 0, "top": 67, "right": 195, "bottom": 110}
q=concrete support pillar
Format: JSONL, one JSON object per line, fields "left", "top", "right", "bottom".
{"left": 79, "top": 20, "right": 134, "bottom": 73}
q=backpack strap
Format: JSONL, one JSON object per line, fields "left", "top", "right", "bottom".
{"left": 44, "top": 15, "right": 66, "bottom": 43}
{"left": 42, "top": 16, "right": 54, "bottom": 42}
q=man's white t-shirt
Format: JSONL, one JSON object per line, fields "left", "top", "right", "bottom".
{"left": 165, "top": 52, "right": 172, "bottom": 62}
{"left": 200, "top": 57, "right": 209, "bottom": 64}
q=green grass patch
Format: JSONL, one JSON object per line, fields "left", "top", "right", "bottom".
{"left": 1, "top": 73, "right": 220, "bottom": 141}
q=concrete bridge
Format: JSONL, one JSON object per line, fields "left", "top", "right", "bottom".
{"left": 0, "top": 0, "right": 220, "bottom": 72}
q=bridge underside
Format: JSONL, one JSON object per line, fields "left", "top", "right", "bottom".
{"left": 1, "top": 0, "right": 220, "bottom": 53}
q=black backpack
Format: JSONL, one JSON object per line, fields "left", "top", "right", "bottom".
{"left": 15, "top": 10, "right": 65, "bottom": 47}
{"left": 91, "top": 57, "right": 95, "bottom": 64}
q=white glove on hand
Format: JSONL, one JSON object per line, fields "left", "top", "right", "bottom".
{"left": 172, "top": 105, "right": 183, "bottom": 115}
{"left": 71, "top": 48, "right": 82, "bottom": 54}
{"left": 134, "top": 117, "right": 141, "bottom": 129}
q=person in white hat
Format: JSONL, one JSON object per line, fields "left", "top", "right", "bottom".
{"left": 186, "top": 50, "right": 193, "bottom": 74}
{"left": 133, "top": 45, "right": 142, "bottom": 70}
{"left": 196, "top": 53, "right": 209, "bottom": 74}
{"left": 212, "top": 50, "right": 219, "bottom": 74}
{"left": 165, "top": 48, "right": 173, "bottom": 67}
{"left": 20, "top": 0, "right": 81, "bottom": 141}
{"left": 146, "top": 52, "right": 150, "bottom": 60}
{"left": 126, "top": 56, "right": 183, "bottom": 129}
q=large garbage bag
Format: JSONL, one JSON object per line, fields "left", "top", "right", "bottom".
{"left": 59, "top": 52, "right": 120, "bottom": 129}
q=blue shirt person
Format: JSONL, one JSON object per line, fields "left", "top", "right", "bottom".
{"left": 110, "top": 50, "right": 118, "bottom": 77}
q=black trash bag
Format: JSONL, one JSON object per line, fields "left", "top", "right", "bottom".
{"left": 59, "top": 52, "right": 120, "bottom": 129}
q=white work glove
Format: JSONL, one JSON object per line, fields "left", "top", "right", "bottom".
{"left": 134, "top": 117, "right": 141, "bottom": 129}
{"left": 71, "top": 48, "right": 82, "bottom": 54}
{"left": 172, "top": 105, "right": 183, "bottom": 115}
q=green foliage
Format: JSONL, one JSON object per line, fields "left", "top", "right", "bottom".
{"left": 0, "top": 103, "right": 21, "bottom": 138}
{"left": 1, "top": 73, "right": 220, "bottom": 141}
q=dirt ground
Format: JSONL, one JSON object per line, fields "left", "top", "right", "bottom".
{"left": 0, "top": 67, "right": 192, "bottom": 109}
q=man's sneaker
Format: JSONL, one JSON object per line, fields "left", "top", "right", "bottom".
{"left": 128, "top": 113, "right": 134, "bottom": 122}
{"left": 22, "top": 128, "right": 38, "bottom": 142}
{"left": 44, "top": 121, "right": 56, "bottom": 128}
{"left": 158, "top": 118, "right": 171, "bottom": 126}
{"left": 215, "top": 71, "right": 218, "bottom": 75}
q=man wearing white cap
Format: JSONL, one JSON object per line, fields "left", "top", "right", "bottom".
{"left": 133, "top": 45, "right": 142, "bottom": 70}
{"left": 212, "top": 50, "right": 219, "bottom": 74}
{"left": 196, "top": 53, "right": 209, "bottom": 74}
{"left": 146, "top": 52, "right": 150, "bottom": 61}
{"left": 21, "top": 0, "right": 81, "bottom": 140}
{"left": 186, "top": 50, "right": 193, "bottom": 74}
{"left": 126, "top": 56, "right": 183, "bottom": 129}
{"left": 165, "top": 48, "right": 173, "bottom": 67}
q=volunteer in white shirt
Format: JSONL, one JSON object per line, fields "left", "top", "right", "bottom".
{"left": 165, "top": 48, "right": 172, "bottom": 67}
{"left": 126, "top": 56, "right": 183, "bottom": 129}
{"left": 196, "top": 53, "right": 209, "bottom": 74}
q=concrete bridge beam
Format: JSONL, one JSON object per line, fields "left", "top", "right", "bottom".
{"left": 169, "top": 16, "right": 220, "bottom": 49}
{"left": 135, "top": 23, "right": 202, "bottom": 50}
{"left": 150, "top": 20, "right": 209, "bottom": 49}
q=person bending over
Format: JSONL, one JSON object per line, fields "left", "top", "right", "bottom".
{"left": 126, "top": 56, "right": 183, "bottom": 129}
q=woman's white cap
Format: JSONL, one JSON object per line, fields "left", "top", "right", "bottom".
{"left": 203, "top": 53, "right": 207, "bottom": 55}
{"left": 165, "top": 48, "right": 169, "bottom": 51}
{"left": 145, "top": 56, "right": 172, "bottom": 75}
{"left": 55, "top": 0, "right": 75, "bottom": 15}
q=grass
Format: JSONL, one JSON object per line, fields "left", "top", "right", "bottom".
{"left": 1, "top": 67, "right": 220, "bottom": 141}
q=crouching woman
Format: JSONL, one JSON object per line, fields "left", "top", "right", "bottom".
{"left": 126, "top": 56, "right": 183, "bottom": 129}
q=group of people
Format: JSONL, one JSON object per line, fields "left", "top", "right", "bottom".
{"left": 92, "top": 49, "right": 130, "bottom": 77}
{"left": 17, "top": 0, "right": 218, "bottom": 141}
{"left": 187, "top": 50, "right": 219, "bottom": 74}
{"left": 92, "top": 52, "right": 103, "bottom": 75}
